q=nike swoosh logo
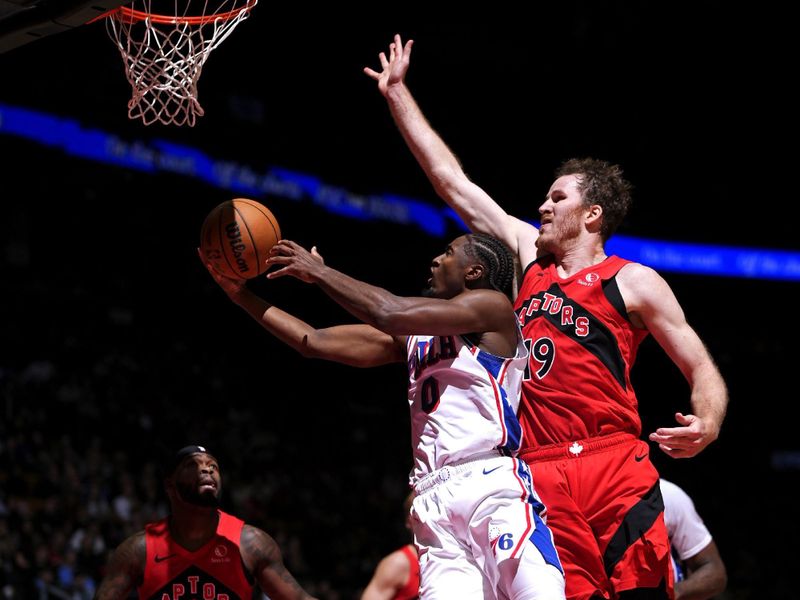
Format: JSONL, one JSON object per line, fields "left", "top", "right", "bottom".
{"left": 634, "top": 453, "right": 647, "bottom": 462}
{"left": 483, "top": 465, "right": 502, "bottom": 475}
{"left": 154, "top": 553, "right": 178, "bottom": 563}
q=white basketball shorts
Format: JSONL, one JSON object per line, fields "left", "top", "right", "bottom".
{"left": 412, "top": 451, "right": 565, "bottom": 600}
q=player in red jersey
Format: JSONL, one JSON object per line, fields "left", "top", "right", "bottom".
{"left": 361, "top": 493, "right": 419, "bottom": 600}
{"left": 94, "top": 446, "right": 317, "bottom": 600}
{"left": 366, "top": 35, "right": 729, "bottom": 600}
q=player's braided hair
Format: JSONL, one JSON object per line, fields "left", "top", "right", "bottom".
{"left": 463, "top": 233, "right": 516, "bottom": 299}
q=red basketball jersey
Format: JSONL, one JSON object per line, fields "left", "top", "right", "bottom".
{"left": 514, "top": 255, "right": 649, "bottom": 448}
{"left": 395, "top": 544, "right": 420, "bottom": 600}
{"left": 138, "top": 510, "right": 254, "bottom": 600}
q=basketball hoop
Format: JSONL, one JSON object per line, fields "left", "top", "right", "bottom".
{"left": 98, "top": 0, "right": 257, "bottom": 126}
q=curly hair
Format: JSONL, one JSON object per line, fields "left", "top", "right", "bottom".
{"left": 556, "top": 158, "right": 633, "bottom": 241}
{"left": 463, "top": 233, "right": 516, "bottom": 299}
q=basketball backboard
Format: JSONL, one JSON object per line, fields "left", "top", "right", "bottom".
{"left": 0, "top": 0, "right": 127, "bottom": 53}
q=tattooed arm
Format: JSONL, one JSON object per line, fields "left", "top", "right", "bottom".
{"left": 94, "top": 531, "right": 145, "bottom": 599}
{"left": 241, "top": 525, "right": 318, "bottom": 600}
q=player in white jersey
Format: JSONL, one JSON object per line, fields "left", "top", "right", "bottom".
{"left": 660, "top": 479, "right": 727, "bottom": 600}
{"left": 407, "top": 330, "right": 526, "bottom": 479}
{"left": 407, "top": 331, "right": 563, "bottom": 599}
{"left": 203, "top": 232, "right": 565, "bottom": 600}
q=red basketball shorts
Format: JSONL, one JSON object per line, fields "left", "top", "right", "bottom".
{"left": 520, "top": 433, "right": 674, "bottom": 600}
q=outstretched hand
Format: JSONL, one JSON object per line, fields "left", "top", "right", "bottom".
{"left": 267, "top": 240, "right": 326, "bottom": 283}
{"left": 363, "top": 33, "right": 414, "bottom": 96}
{"left": 198, "top": 248, "right": 247, "bottom": 303}
{"left": 649, "top": 412, "right": 719, "bottom": 459}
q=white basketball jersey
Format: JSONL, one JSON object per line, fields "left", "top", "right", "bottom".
{"left": 406, "top": 332, "right": 528, "bottom": 484}
{"left": 661, "top": 478, "right": 713, "bottom": 582}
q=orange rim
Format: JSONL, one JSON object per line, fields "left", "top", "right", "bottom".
{"left": 103, "top": 0, "right": 256, "bottom": 25}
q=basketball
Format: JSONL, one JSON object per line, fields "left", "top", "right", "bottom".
{"left": 200, "top": 198, "right": 281, "bottom": 280}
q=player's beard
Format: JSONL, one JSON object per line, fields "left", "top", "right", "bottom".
{"left": 536, "top": 208, "right": 583, "bottom": 253}
{"left": 175, "top": 481, "right": 221, "bottom": 508}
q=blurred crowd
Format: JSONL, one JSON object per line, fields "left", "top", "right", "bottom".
{"left": 0, "top": 353, "right": 411, "bottom": 599}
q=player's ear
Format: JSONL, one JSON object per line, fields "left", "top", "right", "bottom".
{"left": 464, "top": 263, "right": 485, "bottom": 283}
{"left": 585, "top": 204, "right": 603, "bottom": 232}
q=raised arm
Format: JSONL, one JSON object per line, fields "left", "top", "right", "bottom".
{"left": 240, "top": 525, "right": 318, "bottom": 600}
{"left": 267, "top": 240, "right": 514, "bottom": 340}
{"left": 94, "top": 532, "right": 145, "bottom": 600}
{"left": 364, "top": 34, "right": 539, "bottom": 267}
{"left": 617, "top": 264, "right": 728, "bottom": 458}
{"left": 201, "top": 251, "right": 404, "bottom": 368}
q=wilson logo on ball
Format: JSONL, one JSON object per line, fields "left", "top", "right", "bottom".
{"left": 224, "top": 222, "right": 250, "bottom": 274}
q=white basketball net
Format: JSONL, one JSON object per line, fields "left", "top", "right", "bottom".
{"left": 105, "top": 0, "right": 257, "bottom": 126}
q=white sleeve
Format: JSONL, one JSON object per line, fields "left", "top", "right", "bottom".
{"left": 661, "top": 479, "right": 713, "bottom": 561}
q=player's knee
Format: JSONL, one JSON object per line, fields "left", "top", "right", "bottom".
{"left": 498, "top": 555, "right": 566, "bottom": 600}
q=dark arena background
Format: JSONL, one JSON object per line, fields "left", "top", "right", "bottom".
{"left": 1, "top": 3, "right": 796, "bottom": 598}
